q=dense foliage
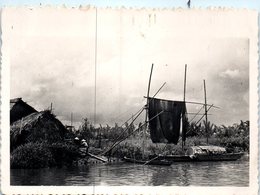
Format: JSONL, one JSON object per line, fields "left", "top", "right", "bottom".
{"left": 10, "top": 116, "right": 249, "bottom": 168}
{"left": 11, "top": 142, "right": 54, "bottom": 168}
{"left": 11, "top": 142, "right": 79, "bottom": 169}
{"left": 76, "top": 118, "right": 250, "bottom": 157}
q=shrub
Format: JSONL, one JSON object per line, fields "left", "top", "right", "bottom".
{"left": 48, "top": 142, "right": 79, "bottom": 167}
{"left": 11, "top": 142, "right": 80, "bottom": 169}
{"left": 11, "top": 142, "right": 54, "bottom": 169}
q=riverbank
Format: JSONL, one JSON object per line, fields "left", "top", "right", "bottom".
{"left": 10, "top": 119, "right": 249, "bottom": 169}
{"left": 90, "top": 134, "right": 249, "bottom": 159}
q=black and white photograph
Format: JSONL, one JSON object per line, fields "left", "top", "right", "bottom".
{"left": 1, "top": 6, "right": 258, "bottom": 195}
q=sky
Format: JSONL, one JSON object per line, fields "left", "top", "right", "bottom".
{"left": 4, "top": 7, "right": 251, "bottom": 128}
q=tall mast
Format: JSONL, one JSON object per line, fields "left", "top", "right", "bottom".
{"left": 94, "top": 7, "right": 98, "bottom": 126}
{"left": 183, "top": 64, "right": 187, "bottom": 102}
{"left": 50, "top": 102, "right": 53, "bottom": 114}
{"left": 143, "top": 63, "right": 154, "bottom": 159}
{"left": 203, "top": 79, "right": 208, "bottom": 145}
{"left": 71, "top": 112, "right": 73, "bottom": 127}
{"left": 182, "top": 64, "right": 187, "bottom": 150}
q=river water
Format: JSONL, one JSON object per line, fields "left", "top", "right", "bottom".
{"left": 11, "top": 160, "right": 249, "bottom": 186}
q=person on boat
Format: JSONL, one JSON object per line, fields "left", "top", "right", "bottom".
{"left": 74, "top": 137, "right": 80, "bottom": 146}
{"left": 81, "top": 139, "right": 88, "bottom": 150}
{"left": 79, "top": 139, "right": 89, "bottom": 157}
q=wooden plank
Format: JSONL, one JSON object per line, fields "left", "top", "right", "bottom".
{"left": 87, "top": 152, "right": 108, "bottom": 163}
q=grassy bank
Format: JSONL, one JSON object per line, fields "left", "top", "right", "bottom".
{"left": 90, "top": 134, "right": 249, "bottom": 159}
{"left": 85, "top": 119, "right": 249, "bottom": 158}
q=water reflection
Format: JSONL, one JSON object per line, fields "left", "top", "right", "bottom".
{"left": 11, "top": 160, "right": 249, "bottom": 186}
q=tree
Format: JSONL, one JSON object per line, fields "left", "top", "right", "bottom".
{"left": 78, "top": 118, "right": 95, "bottom": 141}
{"left": 187, "top": 121, "right": 201, "bottom": 137}
{"left": 203, "top": 120, "right": 215, "bottom": 137}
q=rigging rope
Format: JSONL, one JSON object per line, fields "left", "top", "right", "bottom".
{"left": 189, "top": 105, "right": 204, "bottom": 122}
{"left": 102, "top": 110, "right": 164, "bottom": 155}
{"left": 105, "top": 108, "right": 145, "bottom": 151}
{"left": 100, "top": 107, "right": 145, "bottom": 155}
{"left": 100, "top": 82, "right": 167, "bottom": 156}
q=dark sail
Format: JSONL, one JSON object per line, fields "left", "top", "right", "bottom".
{"left": 148, "top": 97, "right": 187, "bottom": 144}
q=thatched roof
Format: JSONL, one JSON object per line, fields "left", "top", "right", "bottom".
{"left": 10, "top": 98, "right": 37, "bottom": 124}
{"left": 11, "top": 110, "right": 67, "bottom": 150}
{"left": 10, "top": 98, "right": 21, "bottom": 110}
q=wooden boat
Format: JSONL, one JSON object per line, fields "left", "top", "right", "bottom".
{"left": 191, "top": 152, "right": 244, "bottom": 161}
{"left": 150, "top": 146, "right": 244, "bottom": 162}
{"left": 150, "top": 153, "right": 244, "bottom": 162}
{"left": 123, "top": 156, "right": 172, "bottom": 166}
{"left": 149, "top": 154, "right": 193, "bottom": 162}
{"left": 185, "top": 146, "right": 244, "bottom": 161}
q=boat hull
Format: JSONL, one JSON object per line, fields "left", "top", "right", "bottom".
{"left": 123, "top": 157, "right": 172, "bottom": 166}
{"left": 191, "top": 152, "right": 244, "bottom": 161}
{"left": 149, "top": 152, "right": 244, "bottom": 162}
{"left": 150, "top": 155, "right": 193, "bottom": 162}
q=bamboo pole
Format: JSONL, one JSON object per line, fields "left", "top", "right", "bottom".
{"left": 71, "top": 112, "right": 73, "bottom": 127}
{"left": 101, "top": 107, "right": 145, "bottom": 155}
{"left": 50, "top": 103, "right": 53, "bottom": 113}
{"left": 203, "top": 80, "right": 208, "bottom": 145}
{"left": 142, "top": 97, "right": 219, "bottom": 109}
{"left": 152, "top": 82, "right": 166, "bottom": 98}
{"left": 143, "top": 63, "right": 154, "bottom": 159}
{"left": 183, "top": 64, "right": 187, "bottom": 102}
{"left": 94, "top": 7, "right": 98, "bottom": 126}
{"left": 105, "top": 110, "right": 164, "bottom": 154}
{"left": 182, "top": 64, "right": 187, "bottom": 150}
{"left": 195, "top": 104, "right": 213, "bottom": 126}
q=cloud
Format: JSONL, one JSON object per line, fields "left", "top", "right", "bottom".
{"left": 7, "top": 8, "right": 249, "bottom": 127}
{"left": 219, "top": 69, "right": 240, "bottom": 79}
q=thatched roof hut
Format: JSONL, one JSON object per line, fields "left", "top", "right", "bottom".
{"left": 10, "top": 110, "right": 67, "bottom": 150}
{"left": 10, "top": 98, "right": 37, "bottom": 124}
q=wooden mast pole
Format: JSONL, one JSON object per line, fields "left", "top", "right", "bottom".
{"left": 71, "top": 112, "right": 73, "bottom": 127}
{"left": 183, "top": 64, "right": 187, "bottom": 102}
{"left": 182, "top": 64, "right": 187, "bottom": 150}
{"left": 203, "top": 79, "right": 208, "bottom": 145}
{"left": 50, "top": 103, "right": 53, "bottom": 113}
{"left": 143, "top": 63, "right": 154, "bottom": 159}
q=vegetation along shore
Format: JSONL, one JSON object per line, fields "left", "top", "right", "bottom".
{"left": 11, "top": 113, "right": 249, "bottom": 168}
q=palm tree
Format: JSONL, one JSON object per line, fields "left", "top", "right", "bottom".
{"left": 187, "top": 121, "right": 201, "bottom": 137}
{"left": 203, "top": 120, "right": 215, "bottom": 137}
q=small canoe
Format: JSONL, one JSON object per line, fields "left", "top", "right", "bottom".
{"left": 123, "top": 156, "right": 172, "bottom": 166}
{"left": 149, "top": 154, "right": 193, "bottom": 162}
